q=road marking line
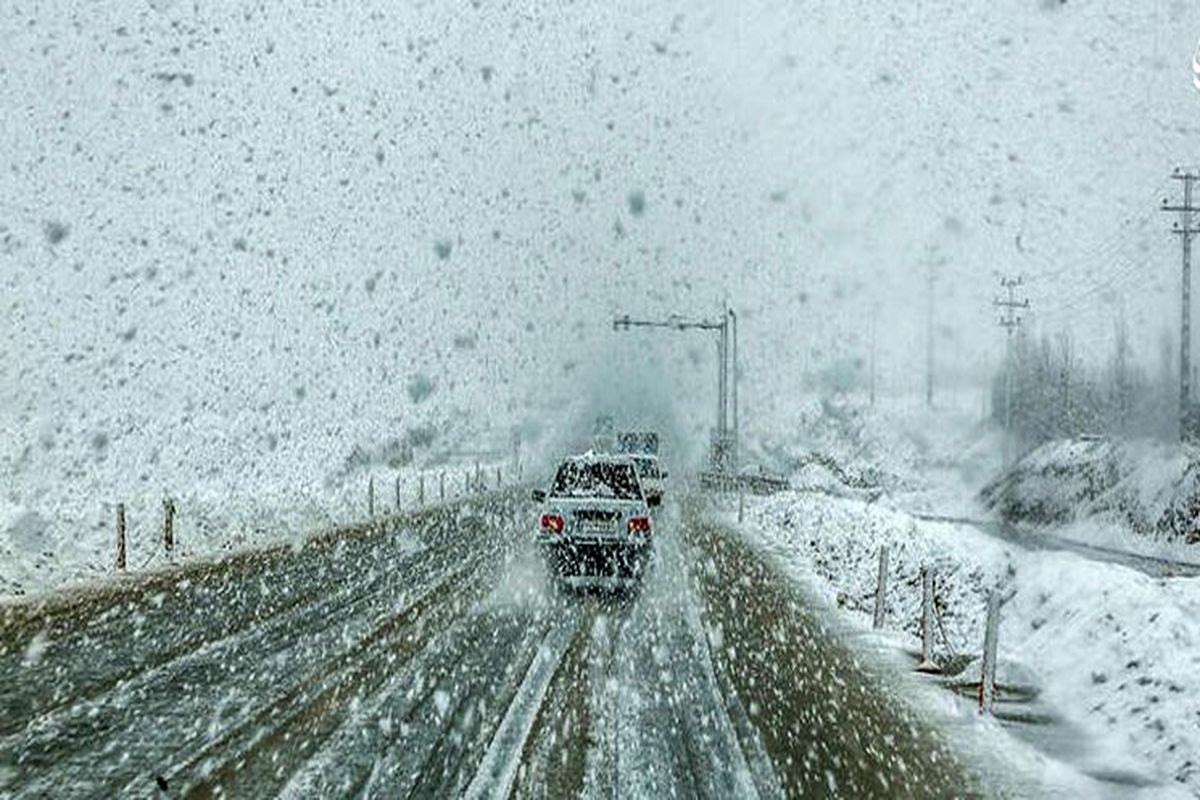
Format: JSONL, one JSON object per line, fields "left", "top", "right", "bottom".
{"left": 464, "top": 608, "right": 580, "bottom": 800}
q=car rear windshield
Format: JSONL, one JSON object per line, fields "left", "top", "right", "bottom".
{"left": 551, "top": 461, "right": 642, "bottom": 500}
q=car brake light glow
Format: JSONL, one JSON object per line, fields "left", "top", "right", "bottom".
{"left": 541, "top": 514, "right": 565, "bottom": 534}
{"left": 628, "top": 516, "right": 651, "bottom": 534}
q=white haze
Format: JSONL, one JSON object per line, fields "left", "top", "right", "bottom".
{"left": 3, "top": 1, "right": 1200, "bottom": 524}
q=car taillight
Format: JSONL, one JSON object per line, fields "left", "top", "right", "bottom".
{"left": 628, "top": 516, "right": 651, "bottom": 534}
{"left": 541, "top": 514, "right": 565, "bottom": 534}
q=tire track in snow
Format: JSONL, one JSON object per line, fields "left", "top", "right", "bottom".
{"left": 463, "top": 603, "right": 583, "bottom": 800}
{"left": 279, "top": 549, "right": 572, "bottom": 798}
{"left": 0, "top": 504, "right": 473, "bottom": 739}
{"left": 575, "top": 499, "right": 771, "bottom": 799}
{"left": 620, "top": 525, "right": 763, "bottom": 799}
{"left": 277, "top": 603, "right": 523, "bottom": 799}
{"left": 5, "top": 546, "right": 468, "bottom": 799}
{"left": 168, "top": 556, "right": 492, "bottom": 800}
{"left": 4, "top": 532, "right": 445, "bottom": 769}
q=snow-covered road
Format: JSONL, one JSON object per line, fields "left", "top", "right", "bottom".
{"left": 915, "top": 513, "right": 1200, "bottom": 580}
{"left": 0, "top": 491, "right": 993, "bottom": 798}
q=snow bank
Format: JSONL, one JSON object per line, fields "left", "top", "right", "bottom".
{"left": 1005, "top": 553, "right": 1200, "bottom": 791}
{"left": 0, "top": 456, "right": 509, "bottom": 600}
{"left": 744, "top": 488, "right": 1200, "bottom": 794}
{"left": 981, "top": 436, "right": 1200, "bottom": 545}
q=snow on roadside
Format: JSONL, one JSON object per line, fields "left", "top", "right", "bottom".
{"left": 0, "top": 461, "right": 504, "bottom": 602}
{"left": 979, "top": 436, "right": 1200, "bottom": 552}
{"left": 1004, "top": 552, "right": 1200, "bottom": 791}
{"left": 1053, "top": 517, "right": 1200, "bottom": 567}
{"left": 744, "top": 393, "right": 1002, "bottom": 520}
{"left": 740, "top": 488, "right": 1200, "bottom": 796}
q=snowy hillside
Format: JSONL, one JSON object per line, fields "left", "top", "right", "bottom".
{"left": 980, "top": 437, "right": 1200, "bottom": 542}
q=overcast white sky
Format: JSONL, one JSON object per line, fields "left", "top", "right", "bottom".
{"left": 3, "top": 1, "right": 1200, "bottom": 492}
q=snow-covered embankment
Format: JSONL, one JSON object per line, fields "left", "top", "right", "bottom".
{"left": 741, "top": 488, "right": 1200, "bottom": 794}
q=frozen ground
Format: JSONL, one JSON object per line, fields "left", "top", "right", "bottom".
{"left": 739, "top": 394, "right": 1200, "bottom": 796}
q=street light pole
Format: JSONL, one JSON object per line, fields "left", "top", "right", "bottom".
{"left": 613, "top": 310, "right": 737, "bottom": 472}
{"left": 729, "top": 307, "right": 738, "bottom": 473}
{"left": 718, "top": 315, "right": 727, "bottom": 442}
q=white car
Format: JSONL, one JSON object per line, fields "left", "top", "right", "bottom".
{"left": 532, "top": 454, "right": 658, "bottom": 581}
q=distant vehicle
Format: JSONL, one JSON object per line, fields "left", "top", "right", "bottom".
{"left": 531, "top": 453, "right": 659, "bottom": 584}
{"left": 630, "top": 454, "right": 666, "bottom": 505}
{"left": 592, "top": 415, "right": 616, "bottom": 453}
{"left": 616, "top": 431, "right": 659, "bottom": 456}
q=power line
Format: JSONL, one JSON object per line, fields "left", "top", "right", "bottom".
{"left": 1023, "top": 176, "right": 1171, "bottom": 290}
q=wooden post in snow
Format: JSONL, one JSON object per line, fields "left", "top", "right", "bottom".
{"left": 395, "top": 475, "right": 401, "bottom": 512}
{"left": 737, "top": 481, "right": 745, "bottom": 523}
{"left": 873, "top": 546, "right": 889, "bottom": 630}
{"left": 163, "top": 498, "right": 175, "bottom": 552}
{"left": 496, "top": 466, "right": 502, "bottom": 488}
{"left": 439, "top": 472, "right": 446, "bottom": 501}
{"left": 116, "top": 503, "right": 127, "bottom": 571}
{"left": 979, "top": 590, "right": 1001, "bottom": 714}
{"left": 368, "top": 476, "right": 375, "bottom": 518}
{"left": 418, "top": 473, "right": 425, "bottom": 507}
{"left": 916, "top": 565, "right": 940, "bottom": 673}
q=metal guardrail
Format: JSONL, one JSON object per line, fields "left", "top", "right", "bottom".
{"left": 697, "top": 471, "right": 789, "bottom": 495}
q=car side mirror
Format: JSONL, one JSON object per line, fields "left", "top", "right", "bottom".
{"left": 531, "top": 489, "right": 546, "bottom": 503}
{"left": 646, "top": 493, "right": 662, "bottom": 508}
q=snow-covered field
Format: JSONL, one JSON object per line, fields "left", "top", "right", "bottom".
{"left": 738, "top": 396, "right": 1200, "bottom": 795}
{"left": 0, "top": 457, "right": 508, "bottom": 600}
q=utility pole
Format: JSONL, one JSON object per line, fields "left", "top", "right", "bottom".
{"left": 1162, "top": 168, "right": 1200, "bottom": 441}
{"left": 613, "top": 309, "right": 737, "bottom": 472}
{"left": 995, "top": 276, "right": 1029, "bottom": 468}
{"left": 926, "top": 261, "right": 936, "bottom": 408}
{"left": 869, "top": 308, "right": 877, "bottom": 406}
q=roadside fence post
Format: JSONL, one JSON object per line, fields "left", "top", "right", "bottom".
{"left": 439, "top": 471, "right": 446, "bottom": 501}
{"left": 395, "top": 475, "right": 401, "bottom": 512}
{"left": 163, "top": 497, "right": 175, "bottom": 552}
{"left": 116, "top": 503, "right": 127, "bottom": 571}
{"left": 917, "top": 565, "right": 939, "bottom": 672}
{"left": 737, "top": 481, "right": 745, "bottom": 523}
{"left": 496, "top": 466, "right": 502, "bottom": 488}
{"left": 419, "top": 473, "right": 425, "bottom": 507}
{"left": 475, "top": 460, "right": 482, "bottom": 492}
{"left": 873, "top": 546, "right": 889, "bottom": 629}
{"left": 979, "top": 590, "right": 1001, "bottom": 714}
{"left": 464, "top": 470, "right": 469, "bottom": 495}
{"left": 368, "top": 476, "right": 375, "bottom": 518}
